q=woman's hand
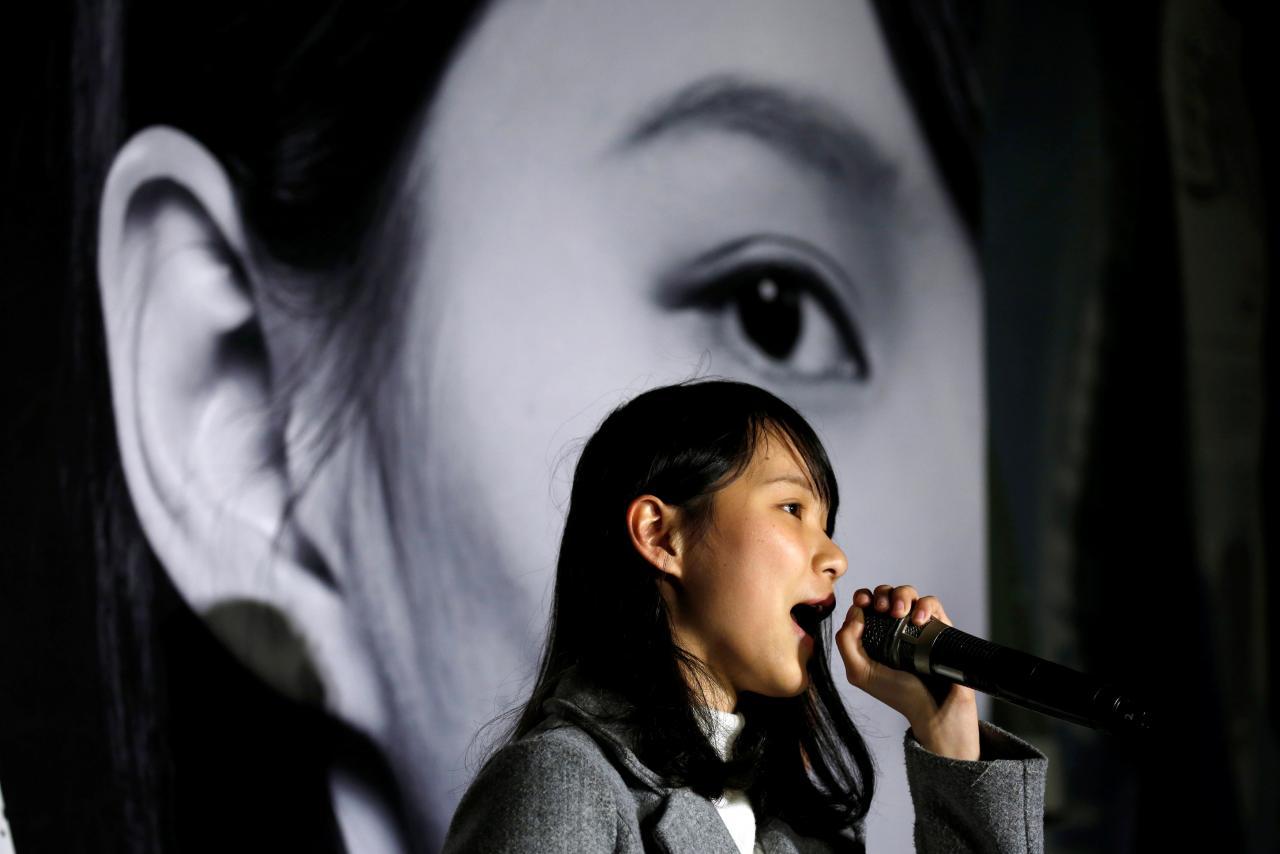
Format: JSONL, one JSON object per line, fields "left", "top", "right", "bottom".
{"left": 835, "top": 584, "right": 980, "bottom": 761}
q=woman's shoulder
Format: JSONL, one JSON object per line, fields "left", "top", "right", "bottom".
{"left": 488, "top": 722, "right": 629, "bottom": 792}
{"left": 442, "top": 724, "right": 634, "bottom": 853}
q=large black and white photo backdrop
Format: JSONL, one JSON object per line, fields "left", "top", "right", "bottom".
{"left": 1, "top": 1, "right": 1273, "bottom": 852}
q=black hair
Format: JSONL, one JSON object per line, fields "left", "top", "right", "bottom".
{"left": 504, "top": 379, "right": 876, "bottom": 838}
{"left": 870, "top": 0, "right": 983, "bottom": 234}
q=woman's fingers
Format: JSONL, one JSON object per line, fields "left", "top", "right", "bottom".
{"left": 836, "top": 605, "right": 874, "bottom": 687}
{"left": 841, "top": 584, "right": 948, "bottom": 691}
{"left": 909, "top": 595, "right": 950, "bottom": 626}
{"left": 869, "top": 584, "right": 891, "bottom": 612}
{"left": 836, "top": 601, "right": 935, "bottom": 713}
{"left": 853, "top": 584, "right": 952, "bottom": 628}
{"left": 838, "top": 584, "right": 981, "bottom": 760}
{"left": 858, "top": 584, "right": 934, "bottom": 619}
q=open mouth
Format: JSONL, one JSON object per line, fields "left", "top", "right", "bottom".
{"left": 790, "top": 594, "right": 836, "bottom": 638}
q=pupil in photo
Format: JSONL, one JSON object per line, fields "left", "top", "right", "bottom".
{"left": 739, "top": 274, "right": 801, "bottom": 360}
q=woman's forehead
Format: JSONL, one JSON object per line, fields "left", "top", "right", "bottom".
{"left": 742, "top": 430, "right": 821, "bottom": 492}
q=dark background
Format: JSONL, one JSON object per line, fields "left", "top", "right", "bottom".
{"left": 2, "top": 1, "right": 1274, "bottom": 851}
{"left": 983, "top": 1, "right": 1276, "bottom": 852}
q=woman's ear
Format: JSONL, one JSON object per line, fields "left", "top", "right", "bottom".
{"left": 625, "top": 494, "right": 685, "bottom": 579}
{"left": 97, "top": 126, "right": 386, "bottom": 737}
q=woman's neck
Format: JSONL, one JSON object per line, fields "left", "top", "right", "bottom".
{"left": 672, "top": 632, "right": 738, "bottom": 711}
{"left": 704, "top": 682, "right": 737, "bottom": 712}
{"left": 676, "top": 657, "right": 738, "bottom": 711}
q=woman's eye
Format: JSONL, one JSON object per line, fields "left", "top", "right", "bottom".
{"left": 781, "top": 502, "right": 801, "bottom": 516}
{"left": 681, "top": 260, "right": 869, "bottom": 382}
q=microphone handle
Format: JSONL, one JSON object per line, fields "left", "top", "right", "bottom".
{"left": 860, "top": 610, "right": 1153, "bottom": 734}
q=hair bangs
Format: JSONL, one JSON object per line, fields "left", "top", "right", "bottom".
{"left": 747, "top": 414, "right": 840, "bottom": 537}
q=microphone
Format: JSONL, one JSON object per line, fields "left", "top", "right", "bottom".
{"left": 859, "top": 609, "right": 1154, "bottom": 734}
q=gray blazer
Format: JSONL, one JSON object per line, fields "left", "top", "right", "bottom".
{"left": 443, "top": 675, "right": 1046, "bottom": 853}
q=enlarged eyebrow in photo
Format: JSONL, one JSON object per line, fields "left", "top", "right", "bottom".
{"left": 617, "top": 74, "right": 901, "bottom": 195}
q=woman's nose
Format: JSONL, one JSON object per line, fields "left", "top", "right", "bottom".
{"left": 818, "top": 536, "right": 848, "bottom": 580}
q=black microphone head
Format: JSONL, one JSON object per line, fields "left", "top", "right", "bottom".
{"left": 860, "top": 608, "right": 901, "bottom": 666}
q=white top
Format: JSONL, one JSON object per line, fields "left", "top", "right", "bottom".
{"left": 701, "top": 708, "right": 764, "bottom": 854}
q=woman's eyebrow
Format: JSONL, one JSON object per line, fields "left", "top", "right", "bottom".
{"left": 763, "top": 473, "right": 818, "bottom": 496}
{"left": 615, "top": 74, "right": 899, "bottom": 197}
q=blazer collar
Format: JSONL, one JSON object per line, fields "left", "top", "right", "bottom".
{"left": 540, "top": 671, "right": 744, "bottom": 853}
{"left": 538, "top": 670, "right": 848, "bottom": 854}
{"left": 540, "top": 669, "right": 666, "bottom": 793}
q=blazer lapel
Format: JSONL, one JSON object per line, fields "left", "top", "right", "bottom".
{"left": 645, "top": 789, "right": 741, "bottom": 854}
{"left": 757, "top": 817, "right": 864, "bottom": 853}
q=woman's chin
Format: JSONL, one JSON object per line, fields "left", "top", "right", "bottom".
{"left": 756, "top": 669, "right": 810, "bottom": 699}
